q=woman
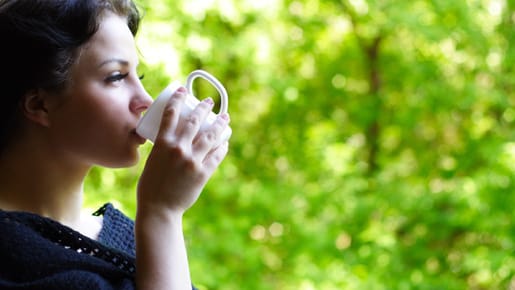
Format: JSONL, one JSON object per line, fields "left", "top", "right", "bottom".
{"left": 0, "top": 0, "right": 230, "bottom": 289}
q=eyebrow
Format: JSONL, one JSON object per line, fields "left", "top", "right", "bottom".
{"left": 97, "top": 58, "right": 130, "bottom": 68}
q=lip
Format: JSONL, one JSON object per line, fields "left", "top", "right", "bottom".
{"left": 131, "top": 129, "right": 147, "bottom": 144}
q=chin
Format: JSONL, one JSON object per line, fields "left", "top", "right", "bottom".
{"left": 100, "top": 151, "right": 140, "bottom": 168}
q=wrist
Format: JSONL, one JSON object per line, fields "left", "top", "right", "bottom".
{"left": 136, "top": 204, "right": 184, "bottom": 229}
{"left": 135, "top": 203, "right": 191, "bottom": 290}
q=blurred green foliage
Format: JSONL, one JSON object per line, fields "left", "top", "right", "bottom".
{"left": 84, "top": 0, "right": 515, "bottom": 289}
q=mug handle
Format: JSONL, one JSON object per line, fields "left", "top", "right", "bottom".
{"left": 186, "top": 70, "right": 229, "bottom": 114}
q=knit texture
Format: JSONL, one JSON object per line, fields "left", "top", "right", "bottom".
{"left": 0, "top": 203, "right": 196, "bottom": 290}
{"left": 95, "top": 203, "right": 136, "bottom": 258}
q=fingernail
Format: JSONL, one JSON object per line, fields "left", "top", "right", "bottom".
{"left": 220, "top": 113, "right": 230, "bottom": 122}
{"left": 177, "top": 86, "right": 187, "bottom": 93}
{"left": 204, "top": 97, "right": 214, "bottom": 106}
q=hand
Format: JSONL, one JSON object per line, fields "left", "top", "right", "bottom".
{"left": 137, "top": 87, "right": 230, "bottom": 215}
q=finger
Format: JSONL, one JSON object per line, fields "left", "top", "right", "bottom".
{"left": 155, "top": 87, "right": 187, "bottom": 144}
{"left": 192, "top": 113, "right": 230, "bottom": 157}
{"left": 202, "top": 141, "right": 229, "bottom": 174}
{"left": 176, "top": 97, "right": 214, "bottom": 145}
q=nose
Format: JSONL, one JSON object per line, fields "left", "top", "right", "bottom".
{"left": 130, "top": 80, "right": 153, "bottom": 115}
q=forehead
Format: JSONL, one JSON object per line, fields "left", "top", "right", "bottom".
{"left": 75, "top": 13, "right": 137, "bottom": 69}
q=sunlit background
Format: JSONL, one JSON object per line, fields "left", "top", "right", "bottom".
{"left": 84, "top": 0, "right": 515, "bottom": 289}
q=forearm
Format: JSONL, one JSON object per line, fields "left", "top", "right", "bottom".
{"left": 134, "top": 86, "right": 230, "bottom": 290}
{"left": 135, "top": 208, "right": 192, "bottom": 290}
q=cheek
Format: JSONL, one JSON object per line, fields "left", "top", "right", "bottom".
{"left": 51, "top": 94, "right": 128, "bottom": 143}
{"left": 49, "top": 104, "right": 139, "bottom": 167}
{"left": 74, "top": 108, "right": 126, "bottom": 141}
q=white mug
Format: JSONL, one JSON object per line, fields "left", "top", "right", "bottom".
{"left": 136, "top": 70, "right": 232, "bottom": 144}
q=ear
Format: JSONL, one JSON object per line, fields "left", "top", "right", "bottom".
{"left": 21, "top": 89, "right": 52, "bottom": 127}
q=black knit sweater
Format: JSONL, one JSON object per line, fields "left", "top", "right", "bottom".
{"left": 0, "top": 203, "right": 195, "bottom": 290}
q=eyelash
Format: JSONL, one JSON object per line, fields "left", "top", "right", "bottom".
{"left": 105, "top": 73, "right": 145, "bottom": 83}
{"left": 105, "top": 72, "right": 129, "bottom": 83}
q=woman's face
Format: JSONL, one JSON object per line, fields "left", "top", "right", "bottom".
{"left": 47, "top": 13, "right": 153, "bottom": 168}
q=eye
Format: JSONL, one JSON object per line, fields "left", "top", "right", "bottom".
{"left": 105, "top": 72, "right": 129, "bottom": 83}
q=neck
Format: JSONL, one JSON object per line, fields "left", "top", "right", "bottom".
{"left": 0, "top": 137, "right": 90, "bottom": 229}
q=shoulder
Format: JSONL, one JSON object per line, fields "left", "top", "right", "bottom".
{"left": 0, "top": 207, "right": 137, "bottom": 286}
